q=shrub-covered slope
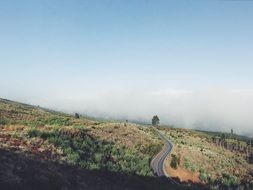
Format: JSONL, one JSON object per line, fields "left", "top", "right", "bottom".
{"left": 160, "top": 127, "right": 253, "bottom": 189}
{"left": 0, "top": 98, "right": 170, "bottom": 190}
{"left": 3, "top": 98, "right": 252, "bottom": 190}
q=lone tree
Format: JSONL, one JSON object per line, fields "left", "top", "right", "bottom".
{"left": 124, "top": 120, "right": 128, "bottom": 127}
{"left": 75, "top": 113, "right": 80, "bottom": 119}
{"left": 231, "top": 128, "right": 234, "bottom": 138}
{"left": 152, "top": 115, "right": 160, "bottom": 126}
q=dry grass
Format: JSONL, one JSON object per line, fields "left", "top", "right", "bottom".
{"left": 0, "top": 98, "right": 162, "bottom": 175}
{"left": 88, "top": 123, "right": 161, "bottom": 149}
{"left": 161, "top": 127, "right": 253, "bottom": 185}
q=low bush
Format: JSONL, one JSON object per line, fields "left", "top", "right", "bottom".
{"left": 48, "top": 117, "right": 70, "bottom": 126}
{"left": 184, "top": 158, "right": 190, "bottom": 169}
{"left": 170, "top": 154, "right": 179, "bottom": 169}
{"left": 27, "top": 128, "right": 40, "bottom": 138}
{"left": 26, "top": 127, "right": 154, "bottom": 177}
{"left": 199, "top": 169, "right": 207, "bottom": 182}
{"left": 221, "top": 172, "right": 239, "bottom": 187}
{"left": 0, "top": 118, "right": 7, "bottom": 125}
{"left": 140, "top": 143, "right": 162, "bottom": 156}
{"left": 191, "top": 164, "right": 197, "bottom": 172}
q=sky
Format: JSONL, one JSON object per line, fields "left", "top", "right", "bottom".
{"left": 0, "top": 0, "right": 253, "bottom": 136}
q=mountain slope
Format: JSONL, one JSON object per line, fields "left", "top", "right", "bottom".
{"left": 159, "top": 127, "right": 253, "bottom": 188}
{"left": 0, "top": 98, "right": 178, "bottom": 190}
{"left": 1, "top": 98, "right": 252, "bottom": 190}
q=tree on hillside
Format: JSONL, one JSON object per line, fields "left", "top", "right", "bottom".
{"left": 75, "top": 113, "right": 80, "bottom": 119}
{"left": 152, "top": 115, "right": 160, "bottom": 126}
{"left": 170, "top": 154, "right": 179, "bottom": 169}
{"left": 124, "top": 120, "right": 128, "bottom": 127}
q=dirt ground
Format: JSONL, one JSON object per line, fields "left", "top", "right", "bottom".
{"left": 164, "top": 156, "right": 201, "bottom": 184}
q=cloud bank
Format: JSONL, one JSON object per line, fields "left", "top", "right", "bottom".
{"left": 21, "top": 87, "right": 253, "bottom": 137}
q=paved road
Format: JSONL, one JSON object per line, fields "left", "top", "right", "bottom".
{"left": 151, "top": 128, "right": 180, "bottom": 185}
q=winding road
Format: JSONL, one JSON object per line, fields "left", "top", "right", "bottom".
{"left": 151, "top": 127, "right": 180, "bottom": 185}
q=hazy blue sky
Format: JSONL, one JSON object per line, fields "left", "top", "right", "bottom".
{"left": 0, "top": 1, "right": 253, "bottom": 135}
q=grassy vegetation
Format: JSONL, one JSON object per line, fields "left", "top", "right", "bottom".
{"left": 160, "top": 126, "right": 253, "bottom": 189}
{"left": 27, "top": 127, "right": 155, "bottom": 176}
{"left": 0, "top": 98, "right": 163, "bottom": 179}
{"left": 2, "top": 98, "right": 253, "bottom": 189}
{"left": 196, "top": 129, "right": 252, "bottom": 143}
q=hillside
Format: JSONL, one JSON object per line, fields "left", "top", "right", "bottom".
{"left": 1, "top": 98, "right": 253, "bottom": 190}
{"left": 0, "top": 98, "right": 184, "bottom": 190}
{"left": 159, "top": 127, "right": 253, "bottom": 189}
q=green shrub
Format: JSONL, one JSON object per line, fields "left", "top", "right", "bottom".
{"left": 199, "top": 169, "right": 207, "bottom": 182}
{"left": 140, "top": 143, "right": 162, "bottom": 156}
{"left": 180, "top": 141, "right": 187, "bottom": 145}
{"left": 184, "top": 158, "right": 190, "bottom": 169}
{"left": 191, "top": 164, "right": 197, "bottom": 172}
{"left": 0, "top": 118, "right": 7, "bottom": 125}
{"left": 32, "top": 117, "right": 47, "bottom": 126}
{"left": 49, "top": 135, "right": 69, "bottom": 147}
{"left": 11, "top": 132, "right": 19, "bottom": 138}
{"left": 170, "top": 154, "right": 179, "bottom": 169}
{"left": 94, "top": 153, "right": 103, "bottom": 163}
{"left": 48, "top": 117, "right": 70, "bottom": 126}
{"left": 221, "top": 173, "right": 239, "bottom": 187}
{"left": 64, "top": 147, "right": 80, "bottom": 165}
{"left": 27, "top": 128, "right": 40, "bottom": 138}
{"left": 89, "top": 163, "right": 100, "bottom": 170}
{"left": 25, "top": 127, "right": 154, "bottom": 177}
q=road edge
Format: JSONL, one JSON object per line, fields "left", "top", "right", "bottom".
{"left": 151, "top": 127, "right": 181, "bottom": 186}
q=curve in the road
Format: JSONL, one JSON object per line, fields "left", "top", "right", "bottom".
{"left": 150, "top": 127, "right": 180, "bottom": 185}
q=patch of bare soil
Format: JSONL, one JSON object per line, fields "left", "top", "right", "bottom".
{"left": 165, "top": 157, "right": 201, "bottom": 184}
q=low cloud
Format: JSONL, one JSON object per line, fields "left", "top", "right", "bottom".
{"left": 2, "top": 87, "right": 253, "bottom": 137}
{"left": 24, "top": 87, "right": 253, "bottom": 137}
